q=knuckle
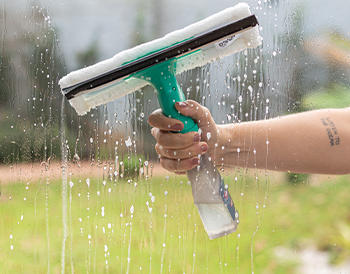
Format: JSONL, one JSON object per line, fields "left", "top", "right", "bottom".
{"left": 155, "top": 144, "right": 161, "bottom": 154}
{"left": 147, "top": 116, "right": 154, "bottom": 126}
{"left": 167, "top": 160, "right": 178, "bottom": 172}
{"left": 157, "top": 133, "right": 167, "bottom": 145}
{"left": 163, "top": 149, "right": 173, "bottom": 158}
{"left": 202, "top": 106, "right": 210, "bottom": 114}
{"left": 147, "top": 109, "right": 163, "bottom": 126}
{"left": 160, "top": 158, "right": 176, "bottom": 173}
{"left": 159, "top": 147, "right": 170, "bottom": 158}
{"left": 155, "top": 144, "right": 172, "bottom": 159}
{"left": 160, "top": 158, "right": 167, "bottom": 169}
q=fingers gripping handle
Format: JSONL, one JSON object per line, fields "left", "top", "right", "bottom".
{"left": 133, "top": 59, "right": 199, "bottom": 134}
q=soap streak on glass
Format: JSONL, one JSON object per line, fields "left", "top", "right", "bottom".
{"left": 126, "top": 204, "right": 134, "bottom": 274}
{"left": 159, "top": 203, "right": 166, "bottom": 273}
{"left": 60, "top": 98, "right": 69, "bottom": 274}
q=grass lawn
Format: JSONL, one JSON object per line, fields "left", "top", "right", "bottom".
{"left": 0, "top": 169, "right": 349, "bottom": 273}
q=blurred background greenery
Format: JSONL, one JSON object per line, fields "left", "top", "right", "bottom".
{"left": 1, "top": 172, "right": 350, "bottom": 273}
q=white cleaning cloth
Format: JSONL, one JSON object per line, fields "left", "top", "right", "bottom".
{"left": 59, "top": 2, "right": 262, "bottom": 115}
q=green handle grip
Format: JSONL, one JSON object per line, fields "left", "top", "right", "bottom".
{"left": 133, "top": 59, "right": 198, "bottom": 133}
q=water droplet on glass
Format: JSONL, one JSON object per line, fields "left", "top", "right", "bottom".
{"left": 125, "top": 136, "right": 132, "bottom": 147}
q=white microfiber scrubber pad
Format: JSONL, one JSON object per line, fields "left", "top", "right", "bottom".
{"left": 59, "top": 3, "right": 262, "bottom": 115}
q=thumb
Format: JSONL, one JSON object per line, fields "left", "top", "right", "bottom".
{"left": 175, "top": 100, "right": 217, "bottom": 142}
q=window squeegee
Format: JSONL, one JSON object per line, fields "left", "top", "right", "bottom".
{"left": 60, "top": 3, "right": 261, "bottom": 239}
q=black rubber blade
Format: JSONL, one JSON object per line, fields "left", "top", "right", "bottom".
{"left": 63, "top": 14, "right": 259, "bottom": 100}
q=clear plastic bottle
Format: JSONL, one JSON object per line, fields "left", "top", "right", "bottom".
{"left": 187, "top": 153, "right": 238, "bottom": 239}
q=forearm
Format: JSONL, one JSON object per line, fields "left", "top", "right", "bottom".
{"left": 216, "top": 108, "right": 350, "bottom": 174}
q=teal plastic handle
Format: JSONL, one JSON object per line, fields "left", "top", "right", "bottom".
{"left": 132, "top": 59, "right": 198, "bottom": 133}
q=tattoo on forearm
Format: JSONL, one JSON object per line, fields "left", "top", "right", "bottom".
{"left": 320, "top": 118, "right": 340, "bottom": 146}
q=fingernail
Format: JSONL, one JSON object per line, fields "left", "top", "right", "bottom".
{"left": 200, "top": 144, "right": 208, "bottom": 152}
{"left": 172, "top": 123, "right": 183, "bottom": 131}
{"left": 176, "top": 102, "right": 188, "bottom": 108}
{"left": 193, "top": 133, "right": 200, "bottom": 143}
{"left": 191, "top": 157, "right": 200, "bottom": 165}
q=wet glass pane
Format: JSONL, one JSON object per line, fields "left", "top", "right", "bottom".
{"left": 1, "top": 0, "right": 349, "bottom": 273}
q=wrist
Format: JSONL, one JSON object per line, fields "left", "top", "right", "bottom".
{"left": 211, "top": 124, "right": 239, "bottom": 165}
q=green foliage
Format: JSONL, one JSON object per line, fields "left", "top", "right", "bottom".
{"left": 0, "top": 51, "right": 15, "bottom": 107}
{"left": 300, "top": 84, "right": 350, "bottom": 111}
{"left": 329, "top": 222, "right": 350, "bottom": 264}
{"left": 1, "top": 173, "right": 349, "bottom": 272}
{"left": 76, "top": 40, "right": 100, "bottom": 68}
{"left": 0, "top": 109, "right": 62, "bottom": 163}
{"left": 326, "top": 30, "right": 350, "bottom": 51}
{"left": 286, "top": 172, "right": 309, "bottom": 185}
{"left": 120, "top": 154, "right": 146, "bottom": 180}
{"left": 0, "top": 3, "right": 87, "bottom": 164}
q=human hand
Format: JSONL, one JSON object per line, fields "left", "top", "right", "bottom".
{"left": 148, "top": 100, "right": 220, "bottom": 174}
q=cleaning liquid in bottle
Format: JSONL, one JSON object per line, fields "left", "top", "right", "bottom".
{"left": 187, "top": 153, "right": 238, "bottom": 239}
